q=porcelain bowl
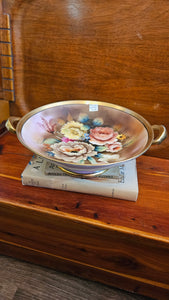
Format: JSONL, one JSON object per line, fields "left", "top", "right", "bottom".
{"left": 6, "top": 100, "right": 167, "bottom": 177}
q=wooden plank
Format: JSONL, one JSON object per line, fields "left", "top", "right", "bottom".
{"left": 0, "top": 12, "right": 15, "bottom": 101}
{"left": 1, "top": 66, "right": 13, "bottom": 78}
{"left": 1, "top": 55, "right": 13, "bottom": 68}
{"left": 0, "top": 255, "right": 155, "bottom": 300}
{"left": 0, "top": 133, "right": 169, "bottom": 238}
{"left": 1, "top": 201, "right": 169, "bottom": 284}
{"left": 0, "top": 242, "right": 169, "bottom": 300}
{"left": 2, "top": 78, "right": 14, "bottom": 90}
{"left": 0, "top": 100, "right": 9, "bottom": 122}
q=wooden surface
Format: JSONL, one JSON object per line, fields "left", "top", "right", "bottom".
{"left": 0, "top": 132, "right": 169, "bottom": 299}
{"left": 0, "top": 255, "right": 152, "bottom": 300}
{"left": 0, "top": 0, "right": 169, "bottom": 158}
{"left": 1, "top": 132, "right": 169, "bottom": 238}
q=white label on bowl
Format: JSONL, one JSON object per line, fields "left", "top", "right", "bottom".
{"left": 89, "top": 104, "right": 98, "bottom": 112}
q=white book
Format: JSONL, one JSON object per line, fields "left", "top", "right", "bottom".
{"left": 21, "top": 156, "right": 138, "bottom": 201}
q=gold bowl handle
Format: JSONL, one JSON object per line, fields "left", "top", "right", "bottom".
{"left": 5, "top": 116, "right": 21, "bottom": 134}
{"left": 152, "top": 125, "right": 167, "bottom": 145}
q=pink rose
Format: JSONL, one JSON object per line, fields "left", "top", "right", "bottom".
{"left": 106, "top": 141, "right": 122, "bottom": 152}
{"left": 89, "top": 127, "right": 118, "bottom": 145}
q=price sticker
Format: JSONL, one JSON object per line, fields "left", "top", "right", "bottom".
{"left": 89, "top": 104, "right": 98, "bottom": 112}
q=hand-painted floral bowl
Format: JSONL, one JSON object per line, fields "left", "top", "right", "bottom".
{"left": 6, "top": 100, "right": 167, "bottom": 177}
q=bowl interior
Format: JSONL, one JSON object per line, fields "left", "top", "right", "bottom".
{"left": 17, "top": 101, "right": 153, "bottom": 167}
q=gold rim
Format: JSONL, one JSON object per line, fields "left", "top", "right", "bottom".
{"left": 15, "top": 100, "right": 154, "bottom": 166}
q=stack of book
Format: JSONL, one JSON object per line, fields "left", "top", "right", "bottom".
{"left": 21, "top": 156, "right": 138, "bottom": 201}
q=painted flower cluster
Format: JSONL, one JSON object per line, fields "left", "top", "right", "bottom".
{"left": 38, "top": 113, "right": 126, "bottom": 164}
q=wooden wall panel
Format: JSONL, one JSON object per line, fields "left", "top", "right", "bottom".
{"left": 0, "top": 59, "right": 3, "bottom": 99}
{"left": 0, "top": 2, "right": 3, "bottom": 99}
{"left": 2, "top": 0, "right": 169, "bottom": 158}
{"left": 0, "top": 11, "right": 15, "bottom": 103}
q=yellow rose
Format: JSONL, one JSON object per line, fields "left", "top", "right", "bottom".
{"left": 61, "top": 121, "right": 87, "bottom": 140}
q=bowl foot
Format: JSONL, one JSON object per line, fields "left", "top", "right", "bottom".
{"left": 58, "top": 166, "right": 108, "bottom": 178}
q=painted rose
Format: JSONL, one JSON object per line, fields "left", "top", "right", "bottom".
{"left": 89, "top": 127, "right": 118, "bottom": 145}
{"left": 98, "top": 153, "right": 120, "bottom": 163}
{"left": 61, "top": 121, "right": 87, "bottom": 140}
{"left": 106, "top": 141, "right": 122, "bottom": 152}
{"left": 51, "top": 141, "right": 97, "bottom": 163}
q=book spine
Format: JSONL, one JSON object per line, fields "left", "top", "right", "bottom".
{"left": 22, "top": 175, "right": 137, "bottom": 201}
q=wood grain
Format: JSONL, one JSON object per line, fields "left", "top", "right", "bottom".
{"left": 0, "top": 133, "right": 169, "bottom": 299}
{"left": 1, "top": 133, "right": 169, "bottom": 238}
{"left": 1, "top": 0, "right": 169, "bottom": 158}
{"left": 0, "top": 255, "right": 152, "bottom": 300}
{"left": 0, "top": 12, "right": 15, "bottom": 103}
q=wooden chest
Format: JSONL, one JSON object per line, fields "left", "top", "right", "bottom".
{"left": 0, "top": 1, "right": 169, "bottom": 299}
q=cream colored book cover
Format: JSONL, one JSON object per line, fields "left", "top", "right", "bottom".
{"left": 21, "top": 156, "right": 138, "bottom": 201}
